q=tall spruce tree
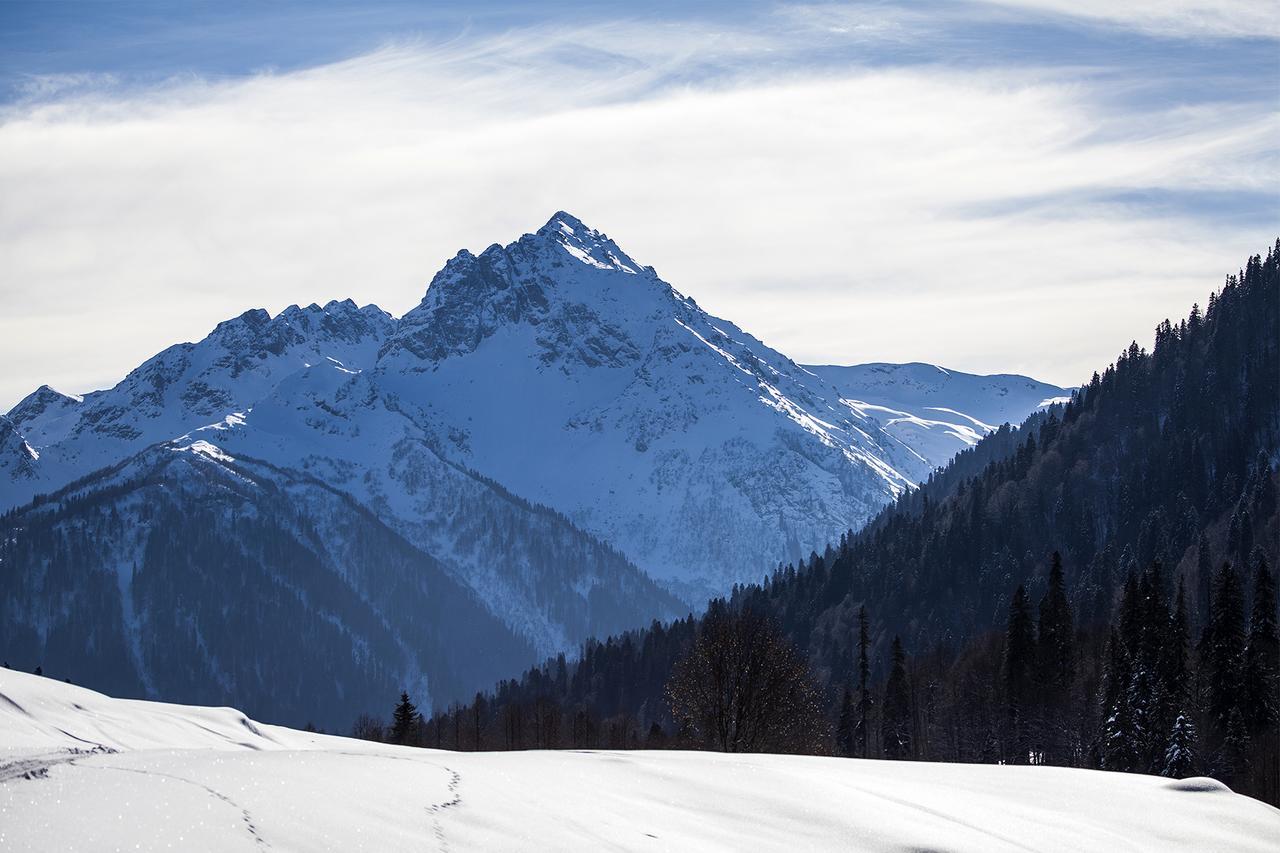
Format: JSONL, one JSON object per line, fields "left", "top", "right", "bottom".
{"left": 1243, "top": 555, "right": 1278, "bottom": 735}
{"left": 1036, "top": 553, "right": 1075, "bottom": 763}
{"left": 1161, "top": 712, "right": 1199, "bottom": 779}
{"left": 1101, "top": 626, "right": 1140, "bottom": 772}
{"left": 836, "top": 687, "right": 856, "bottom": 757}
{"left": 1004, "top": 585, "right": 1036, "bottom": 763}
{"left": 1205, "top": 562, "right": 1247, "bottom": 739}
{"left": 856, "top": 605, "right": 872, "bottom": 758}
{"left": 1161, "top": 579, "right": 1192, "bottom": 712}
{"left": 882, "top": 637, "right": 912, "bottom": 759}
{"left": 391, "top": 691, "right": 419, "bottom": 745}
{"left": 1037, "top": 553, "right": 1075, "bottom": 691}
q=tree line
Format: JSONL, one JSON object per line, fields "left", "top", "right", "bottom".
{"left": 352, "top": 241, "right": 1279, "bottom": 805}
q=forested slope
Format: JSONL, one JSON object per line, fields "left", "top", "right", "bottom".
{"left": 418, "top": 241, "right": 1280, "bottom": 803}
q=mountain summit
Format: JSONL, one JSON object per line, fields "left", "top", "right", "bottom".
{"left": 374, "top": 214, "right": 1066, "bottom": 600}
{"left": 3, "top": 213, "right": 1067, "bottom": 609}
{"left": 0, "top": 212, "right": 1068, "bottom": 722}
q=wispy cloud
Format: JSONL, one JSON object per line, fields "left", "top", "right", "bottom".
{"left": 970, "top": 0, "right": 1280, "bottom": 40}
{"left": 0, "top": 7, "right": 1276, "bottom": 408}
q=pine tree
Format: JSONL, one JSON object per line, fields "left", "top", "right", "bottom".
{"left": 1036, "top": 553, "right": 1075, "bottom": 763}
{"left": 1221, "top": 706, "right": 1251, "bottom": 785}
{"left": 1037, "top": 553, "right": 1075, "bottom": 691}
{"left": 1161, "top": 712, "right": 1199, "bottom": 779}
{"left": 1206, "top": 562, "right": 1247, "bottom": 737}
{"left": 1196, "top": 534, "right": 1213, "bottom": 623}
{"left": 1004, "top": 585, "right": 1035, "bottom": 762}
{"left": 836, "top": 686, "right": 856, "bottom": 757}
{"left": 1101, "top": 628, "right": 1140, "bottom": 772}
{"left": 1161, "top": 579, "right": 1192, "bottom": 709}
{"left": 1125, "top": 564, "right": 1173, "bottom": 771}
{"left": 855, "top": 605, "right": 872, "bottom": 758}
{"left": 882, "top": 637, "right": 912, "bottom": 759}
{"left": 391, "top": 691, "right": 419, "bottom": 745}
{"left": 1243, "top": 556, "right": 1278, "bottom": 735}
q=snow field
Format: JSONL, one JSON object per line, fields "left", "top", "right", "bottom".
{"left": 3, "top": 670, "right": 1277, "bottom": 852}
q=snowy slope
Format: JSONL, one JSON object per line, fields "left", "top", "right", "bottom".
{"left": 0, "top": 422, "right": 682, "bottom": 723}
{"left": 3, "top": 669, "right": 1277, "bottom": 852}
{"left": 0, "top": 441, "right": 549, "bottom": 726}
{"left": 809, "top": 362, "right": 1072, "bottom": 475}
{"left": 375, "top": 213, "right": 936, "bottom": 599}
{"left": 181, "top": 374, "right": 683, "bottom": 657}
{"left": 1, "top": 300, "right": 393, "bottom": 511}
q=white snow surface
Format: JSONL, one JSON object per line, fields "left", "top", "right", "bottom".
{"left": 809, "top": 362, "right": 1073, "bottom": 476}
{"left": 2, "top": 669, "right": 1276, "bottom": 852}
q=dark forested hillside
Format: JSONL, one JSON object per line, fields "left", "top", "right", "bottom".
{"left": 0, "top": 447, "right": 538, "bottom": 730}
{"left": 408, "top": 242, "right": 1280, "bottom": 803}
{"left": 758, "top": 241, "right": 1278, "bottom": 674}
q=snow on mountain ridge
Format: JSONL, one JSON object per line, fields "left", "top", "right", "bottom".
{"left": 375, "top": 214, "right": 944, "bottom": 600}
{"left": 1, "top": 299, "right": 394, "bottom": 510}
{"left": 196, "top": 359, "right": 681, "bottom": 657}
{"left": 809, "top": 361, "right": 1072, "bottom": 478}
{"left": 3, "top": 212, "right": 1069, "bottom": 609}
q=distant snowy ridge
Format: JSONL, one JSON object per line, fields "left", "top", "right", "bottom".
{"left": 808, "top": 361, "right": 1072, "bottom": 477}
{"left": 2, "top": 298, "right": 393, "bottom": 510}
{"left": 2, "top": 668, "right": 1275, "bottom": 852}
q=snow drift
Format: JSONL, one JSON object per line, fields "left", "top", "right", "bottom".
{"left": 2, "top": 669, "right": 1275, "bottom": 852}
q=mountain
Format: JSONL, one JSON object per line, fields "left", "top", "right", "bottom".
{"left": 0, "top": 440, "right": 540, "bottom": 730}
{"left": 806, "top": 361, "right": 1071, "bottom": 479}
{"left": 1, "top": 213, "right": 1065, "bottom": 606}
{"left": 2, "top": 299, "right": 394, "bottom": 511}
{"left": 0, "top": 213, "right": 1069, "bottom": 725}
{"left": 369, "top": 212, "right": 1068, "bottom": 600}
{"left": 429, "top": 241, "right": 1279, "bottom": 800}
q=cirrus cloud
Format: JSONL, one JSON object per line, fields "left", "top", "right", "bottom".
{"left": 0, "top": 9, "right": 1276, "bottom": 408}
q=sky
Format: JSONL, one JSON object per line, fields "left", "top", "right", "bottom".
{"left": 0, "top": 0, "right": 1276, "bottom": 409}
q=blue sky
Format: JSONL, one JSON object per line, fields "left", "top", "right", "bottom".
{"left": 0, "top": 0, "right": 1276, "bottom": 407}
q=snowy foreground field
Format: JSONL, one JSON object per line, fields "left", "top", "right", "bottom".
{"left": 2, "top": 670, "right": 1277, "bottom": 852}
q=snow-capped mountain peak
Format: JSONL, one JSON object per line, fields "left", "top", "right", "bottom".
{"left": 386, "top": 212, "right": 667, "bottom": 369}
{"left": 538, "top": 210, "right": 647, "bottom": 276}
{"left": 3, "top": 212, "right": 1070, "bottom": 605}
{"left": 2, "top": 211, "right": 1075, "bottom": 724}
{"left": 376, "top": 214, "right": 958, "bottom": 598}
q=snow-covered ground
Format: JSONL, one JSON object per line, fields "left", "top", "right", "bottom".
{"left": 2, "top": 670, "right": 1276, "bottom": 852}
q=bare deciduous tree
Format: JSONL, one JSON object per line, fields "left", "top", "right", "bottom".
{"left": 666, "top": 603, "right": 827, "bottom": 753}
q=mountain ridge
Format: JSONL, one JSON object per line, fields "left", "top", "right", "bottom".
{"left": 1, "top": 213, "right": 1071, "bottom": 725}
{"left": 3, "top": 212, "right": 1069, "bottom": 605}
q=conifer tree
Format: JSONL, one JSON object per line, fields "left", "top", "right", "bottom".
{"left": 1222, "top": 706, "right": 1251, "bottom": 785}
{"left": 1101, "top": 628, "right": 1140, "bottom": 772}
{"left": 1161, "top": 713, "right": 1199, "bottom": 779}
{"left": 1037, "top": 553, "right": 1075, "bottom": 691}
{"left": 391, "top": 691, "right": 419, "bottom": 745}
{"left": 1196, "top": 534, "right": 1213, "bottom": 618}
{"left": 1162, "top": 579, "right": 1192, "bottom": 709}
{"left": 856, "top": 605, "right": 872, "bottom": 758}
{"left": 1036, "top": 553, "right": 1075, "bottom": 763}
{"left": 1243, "top": 556, "right": 1278, "bottom": 735}
{"left": 882, "top": 637, "right": 912, "bottom": 759}
{"left": 1205, "top": 562, "right": 1247, "bottom": 738}
{"left": 1004, "top": 585, "right": 1035, "bottom": 762}
{"left": 836, "top": 687, "right": 856, "bottom": 757}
